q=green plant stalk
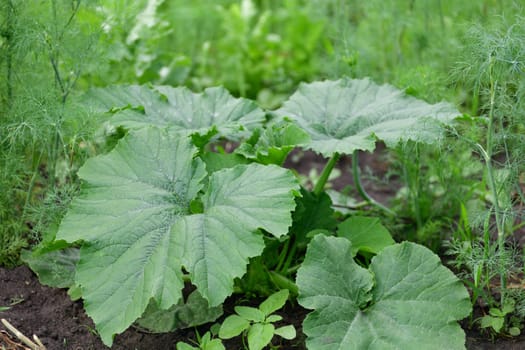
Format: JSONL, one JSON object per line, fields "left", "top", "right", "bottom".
{"left": 47, "top": 0, "right": 82, "bottom": 189}
{"left": 21, "top": 149, "right": 44, "bottom": 220}
{"left": 47, "top": 0, "right": 63, "bottom": 189}
{"left": 275, "top": 233, "right": 298, "bottom": 276}
{"left": 512, "top": 221, "right": 525, "bottom": 232}
{"left": 352, "top": 150, "right": 396, "bottom": 216}
{"left": 275, "top": 238, "right": 291, "bottom": 273}
{"left": 4, "top": 0, "right": 14, "bottom": 108}
{"left": 313, "top": 152, "right": 340, "bottom": 196}
{"left": 269, "top": 271, "right": 298, "bottom": 296}
{"left": 413, "top": 145, "right": 423, "bottom": 231}
{"left": 482, "top": 209, "right": 491, "bottom": 296}
{"left": 49, "top": 119, "right": 62, "bottom": 189}
{"left": 402, "top": 143, "right": 423, "bottom": 231}
{"left": 281, "top": 240, "right": 297, "bottom": 275}
{"left": 485, "top": 76, "right": 507, "bottom": 304}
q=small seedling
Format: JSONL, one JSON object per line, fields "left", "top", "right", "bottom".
{"left": 219, "top": 289, "right": 296, "bottom": 350}
{"left": 480, "top": 299, "right": 521, "bottom": 336}
{"left": 176, "top": 328, "right": 225, "bottom": 350}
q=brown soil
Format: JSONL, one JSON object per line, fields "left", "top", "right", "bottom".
{"left": 2, "top": 265, "right": 525, "bottom": 349}
{"left": 0, "top": 265, "right": 307, "bottom": 350}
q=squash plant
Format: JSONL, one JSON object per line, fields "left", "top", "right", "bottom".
{"left": 26, "top": 78, "right": 471, "bottom": 348}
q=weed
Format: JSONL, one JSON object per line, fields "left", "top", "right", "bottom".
{"left": 218, "top": 290, "right": 295, "bottom": 350}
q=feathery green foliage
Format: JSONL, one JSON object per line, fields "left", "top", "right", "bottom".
{"left": 0, "top": 0, "right": 102, "bottom": 266}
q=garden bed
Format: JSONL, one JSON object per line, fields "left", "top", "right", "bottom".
{"left": 2, "top": 146, "right": 525, "bottom": 350}
{"left": 1, "top": 265, "right": 525, "bottom": 349}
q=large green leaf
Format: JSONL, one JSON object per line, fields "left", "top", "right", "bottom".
{"left": 296, "top": 235, "right": 471, "bottom": 350}
{"left": 87, "top": 85, "right": 265, "bottom": 140}
{"left": 337, "top": 216, "right": 395, "bottom": 256}
{"left": 275, "top": 78, "right": 459, "bottom": 156}
{"left": 56, "top": 128, "right": 298, "bottom": 345}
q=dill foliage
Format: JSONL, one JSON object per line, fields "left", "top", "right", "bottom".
{"left": 0, "top": 0, "right": 102, "bottom": 266}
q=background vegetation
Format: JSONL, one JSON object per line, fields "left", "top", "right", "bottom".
{"left": 1, "top": 0, "right": 525, "bottom": 340}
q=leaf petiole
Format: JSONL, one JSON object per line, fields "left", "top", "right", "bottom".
{"left": 352, "top": 150, "right": 396, "bottom": 216}
{"left": 313, "top": 153, "right": 340, "bottom": 196}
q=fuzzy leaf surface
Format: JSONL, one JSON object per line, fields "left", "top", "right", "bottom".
{"left": 275, "top": 78, "right": 459, "bottom": 156}
{"left": 56, "top": 128, "right": 298, "bottom": 345}
{"left": 87, "top": 85, "right": 265, "bottom": 140}
{"left": 297, "top": 235, "right": 471, "bottom": 350}
{"left": 174, "top": 164, "right": 299, "bottom": 306}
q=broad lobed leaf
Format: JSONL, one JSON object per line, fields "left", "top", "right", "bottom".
{"left": 275, "top": 78, "right": 460, "bottom": 157}
{"left": 56, "top": 127, "right": 299, "bottom": 345}
{"left": 57, "top": 128, "right": 205, "bottom": 345}
{"left": 87, "top": 85, "right": 266, "bottom": 140}
{"left": 297, "top": 235, "right": 471, "bottom": 350}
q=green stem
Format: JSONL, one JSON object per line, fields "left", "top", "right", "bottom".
{"left": 332, "top": 201, "right": 369, "bottom": 210}
{"left": 275, "top": 238, "right": 290, "bottom": 273}
{"left": 47, "top": 1, "right": 82, "bottom": 188}
{"left": 352, "top": 150, "right": 396, "bottom": 216}
{"left": 48, "top": 115, "right": 63, "bottom": 190}
{"left": 4, "top": 0, "right": 14, "bottom": 109}
{"left": 21, "top": 150, "right": 44, "bottom": 220}
{"left": 512, "top": 220, "right": 525, "bottom": 232}
{"left": 411, "top": 144, "right": 423, "bottom": 231}
{"left": 313, "top": 153, "right": 340, "bottom": 196}
{"left": 485, "top": 71, "right": 506, "bottom": 304}
{"left": 281, "top": 241, "right": 297, "bottom": 275}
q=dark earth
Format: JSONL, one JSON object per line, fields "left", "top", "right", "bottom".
{"left": 2, "top": 146, "right": 525, "bottom": 349}
{"left": 0, "top": 265, "right": 308, "bottom": 350}
{"left": 2, "top": 264, "right": 525, "bottom": 350}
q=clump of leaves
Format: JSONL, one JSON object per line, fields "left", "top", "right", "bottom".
{"left": 446, "top": 237, "right": 524, "bottom": 338}
{"left": 479, "top": 298, "right": 521, "bottom": 337}
{"left": 218, "top": 289, "right": 296, "bottom": 350}
{"left": 26, "top": 78, "right": 465, "bottom": 347}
